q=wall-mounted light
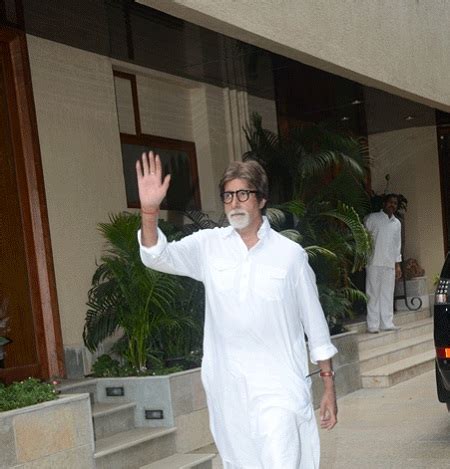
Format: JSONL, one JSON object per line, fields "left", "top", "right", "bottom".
{"left": 405, "top": 115, "right": 415, "bottom": 121}
{"left": 341, "top": 116, "right": 350, "bottom": 121}
{"left": 351, "top": 99, "right": 362, "bottom": 105}
{"left": 145, "top": 409, "right": 164, "bottom": 420}
{"left": 106, "top": 386, "right": 125, "bottom": 397}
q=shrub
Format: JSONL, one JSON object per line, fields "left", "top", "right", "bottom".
{"left": 0, "top": 378, "right": 57, "bottom": 412}
{"left": 91, "top": 354, "right": 182, "bottom": 377}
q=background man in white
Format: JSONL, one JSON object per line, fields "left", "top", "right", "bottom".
{"left": 364, "top": 194, "right": 402, "bottom": 333}
{"left": 136, "top": 152, "right": 338, "bottom": 469}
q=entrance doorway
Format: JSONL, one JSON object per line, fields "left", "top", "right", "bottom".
{"left": 0, "top": 28, "right": 64, "bottom": 383}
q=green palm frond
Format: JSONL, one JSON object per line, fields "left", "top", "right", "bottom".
{"left": 265, "top": 208, "right": 287, "bottom": 231}
{"left": 340, "top": 286, "right": 367, "bottom": 303}
{"left": 281, "top": 200, "right": 306, "bottom": 218}
{"left": 304, "top": 245, "right": 337, "bottom": 261}
{"left": 312, "top": 171, "right": 370, "bottom": 217}
{"left": 84, "top": 212, "right": 203, "bottom": 370}
{"left": 279, "top": 229, "right": 303, "bottom": 244}
{"left": 321, "top": 202, "right": 371, "bottom": 272}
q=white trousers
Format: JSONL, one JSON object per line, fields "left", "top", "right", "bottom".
{"left": 222, "top": 407, "right": 319, "bottom": 469}
{"left": 366, "top": 266, "right": 396, "bottom": 331}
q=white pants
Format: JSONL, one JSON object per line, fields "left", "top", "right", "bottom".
{"left": 366, "top": 266, "right": 396, "bottom": 331}
{"left": 222, "top": 407, "right": 319, "bottom": 469}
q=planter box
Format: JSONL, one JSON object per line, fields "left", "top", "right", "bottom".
{"left": 0, "top": 394, "right": 95, "bottom": 468}
{"left": 95, "top": 368, "right": 213, "bottom": 453}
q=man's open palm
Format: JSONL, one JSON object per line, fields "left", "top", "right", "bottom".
{"left": 136, "top": 151, "right": 171, "bottom": 211}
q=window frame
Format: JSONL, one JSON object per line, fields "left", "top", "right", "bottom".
{"left": 113, "top": 70, "right": 201, "bottom": 211}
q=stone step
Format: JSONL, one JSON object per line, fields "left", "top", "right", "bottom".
{"left": 92, "top": 401, "right": 136, "bottom": 440}
{"left": 359, "top": 333, "right": 433, "bottom": 372}
{"left": 94, "top": 427, "right": 177, "bottom": 469}
{"left": 140, "top": 453, "right": 215, "bottom": 469}
{"left": 357, "top": 318, "right": 433, "bottom": 353}
{"left": 361, "top": 350, "right": 435, "bottom": 388}
{"left": 56, "top": 377, "right": 98, "bottom": 404}
{"left": 346, "top": 308, "right": 431, "bottom": 335}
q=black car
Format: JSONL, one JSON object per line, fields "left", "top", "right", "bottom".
{"left": 434, "top": 253, "right": 450, "bottom": 411}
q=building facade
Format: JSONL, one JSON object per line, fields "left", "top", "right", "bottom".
{"left": 1, "top": 0, "right": 449, "bottom": 380}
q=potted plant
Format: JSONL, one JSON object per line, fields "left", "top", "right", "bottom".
{"left": 83, "top": 212, "right": 204, "bottom": 375}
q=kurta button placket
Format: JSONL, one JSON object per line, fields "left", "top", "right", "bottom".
{"left": 240, "top": 256, "right": 251, "bottom": 301}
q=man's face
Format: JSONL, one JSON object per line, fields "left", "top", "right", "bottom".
{"left": 223, "top": 178, "right": 266, "bottom": 231}
{"left": 383, "top": 196, "right": 398, "bottom": 217}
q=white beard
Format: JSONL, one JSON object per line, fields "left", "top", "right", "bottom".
{"left": 227, "top": 209, "right": 250, "bottom": 230}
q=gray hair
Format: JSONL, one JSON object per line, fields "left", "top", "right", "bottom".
{"left": 219, "top": 160, "right": 269, "bottom": 201}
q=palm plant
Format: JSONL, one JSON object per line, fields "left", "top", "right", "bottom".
{"left": 245, "top": 114, "right": 372, "bottom": 329}
{"left": 83, "top": 212, "right": 197, "bottom": 372}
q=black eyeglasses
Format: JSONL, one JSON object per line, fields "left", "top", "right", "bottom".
{"left": 220, "top": 190, "right": 259, "bottom": 204}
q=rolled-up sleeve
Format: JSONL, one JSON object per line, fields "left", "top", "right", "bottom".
{"left": 137, "top": 228, "right": 204, "bottom": 282}
{"left": 295, "top": 251, "right": 338, "bottom": 364}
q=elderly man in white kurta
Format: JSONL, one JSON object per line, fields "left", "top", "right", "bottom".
{"left": 364, "top": 194, "right": 402, "bottom": 333}
{"left": 136, "top": 152, "right": 338, "bottom": 469}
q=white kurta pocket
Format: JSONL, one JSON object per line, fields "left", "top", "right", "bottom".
{"left": 255, "top": 265, "right": 287, "bottom": 301}
{"left": 210, "top": 258, "right": 238, "bottom": 292}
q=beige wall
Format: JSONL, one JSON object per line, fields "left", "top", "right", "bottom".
{"left": 27, "top": 35, "right": 127, "bottom": 346}
{"left": 27, "top": 37, "right": 278, "bottom": 348}
{"left": 369, "top": 125, "right": 444, "bottom": 291}
{"left": 139, "top": 0, "right": 450, "bottom": 112}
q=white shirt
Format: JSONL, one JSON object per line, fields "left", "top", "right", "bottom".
{"left": 364, "top": 210, "right": 402, "bottom": 268}
{"left": 138, "top": 217, "right": 337, "bottom": 467}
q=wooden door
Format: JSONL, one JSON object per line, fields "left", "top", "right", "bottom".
{"left": 0, "top": 28, "right": 64, "bottom": 383}
{"left": 0, "top": 42, "right": 39, "bottom": 375}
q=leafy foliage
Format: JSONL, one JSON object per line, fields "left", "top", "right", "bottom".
{"left": 84, "top": 212, "right": 203, "bottom": 372}
{"left": 0, "top": 378, "right": 57, "bottom": 412}
{"left": 91, "top": 354, "right": 182, "bottom": 377}
{"left": 244, "top": 113, "right": 370, "bottom": 210}
{"left": 247, "top": 114, "right": 372, "bottom": 327}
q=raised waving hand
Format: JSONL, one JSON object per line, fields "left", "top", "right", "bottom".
{"left": 136, "top": 151, "right": 171, "bottom": 211}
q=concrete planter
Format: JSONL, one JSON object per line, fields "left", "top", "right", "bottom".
{"left": 95, "top": 368, "right": 213, "bottom": 453}
{"left": 0, "top": 394, "right": 95, "bottom": 468}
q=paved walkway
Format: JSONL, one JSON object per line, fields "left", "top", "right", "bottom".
{"left": 209, "top": 371, "right": 450, "bottom": 468}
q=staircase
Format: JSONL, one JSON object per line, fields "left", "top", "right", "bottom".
{"left": 58, "top": 379, "right": 215, "bottom": 469}
{"left": 347, "top": 308, "right": 435, "bottom": 388}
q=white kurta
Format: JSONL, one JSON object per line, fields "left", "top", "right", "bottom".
{"left": 364, "top": 211, "right": 402, "bottom": 331}
{"left": 138, "top": 218, "right": 337, "bottom": 468}
{"left": 364, "top": 210, "right": 402, "bottom": 269}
